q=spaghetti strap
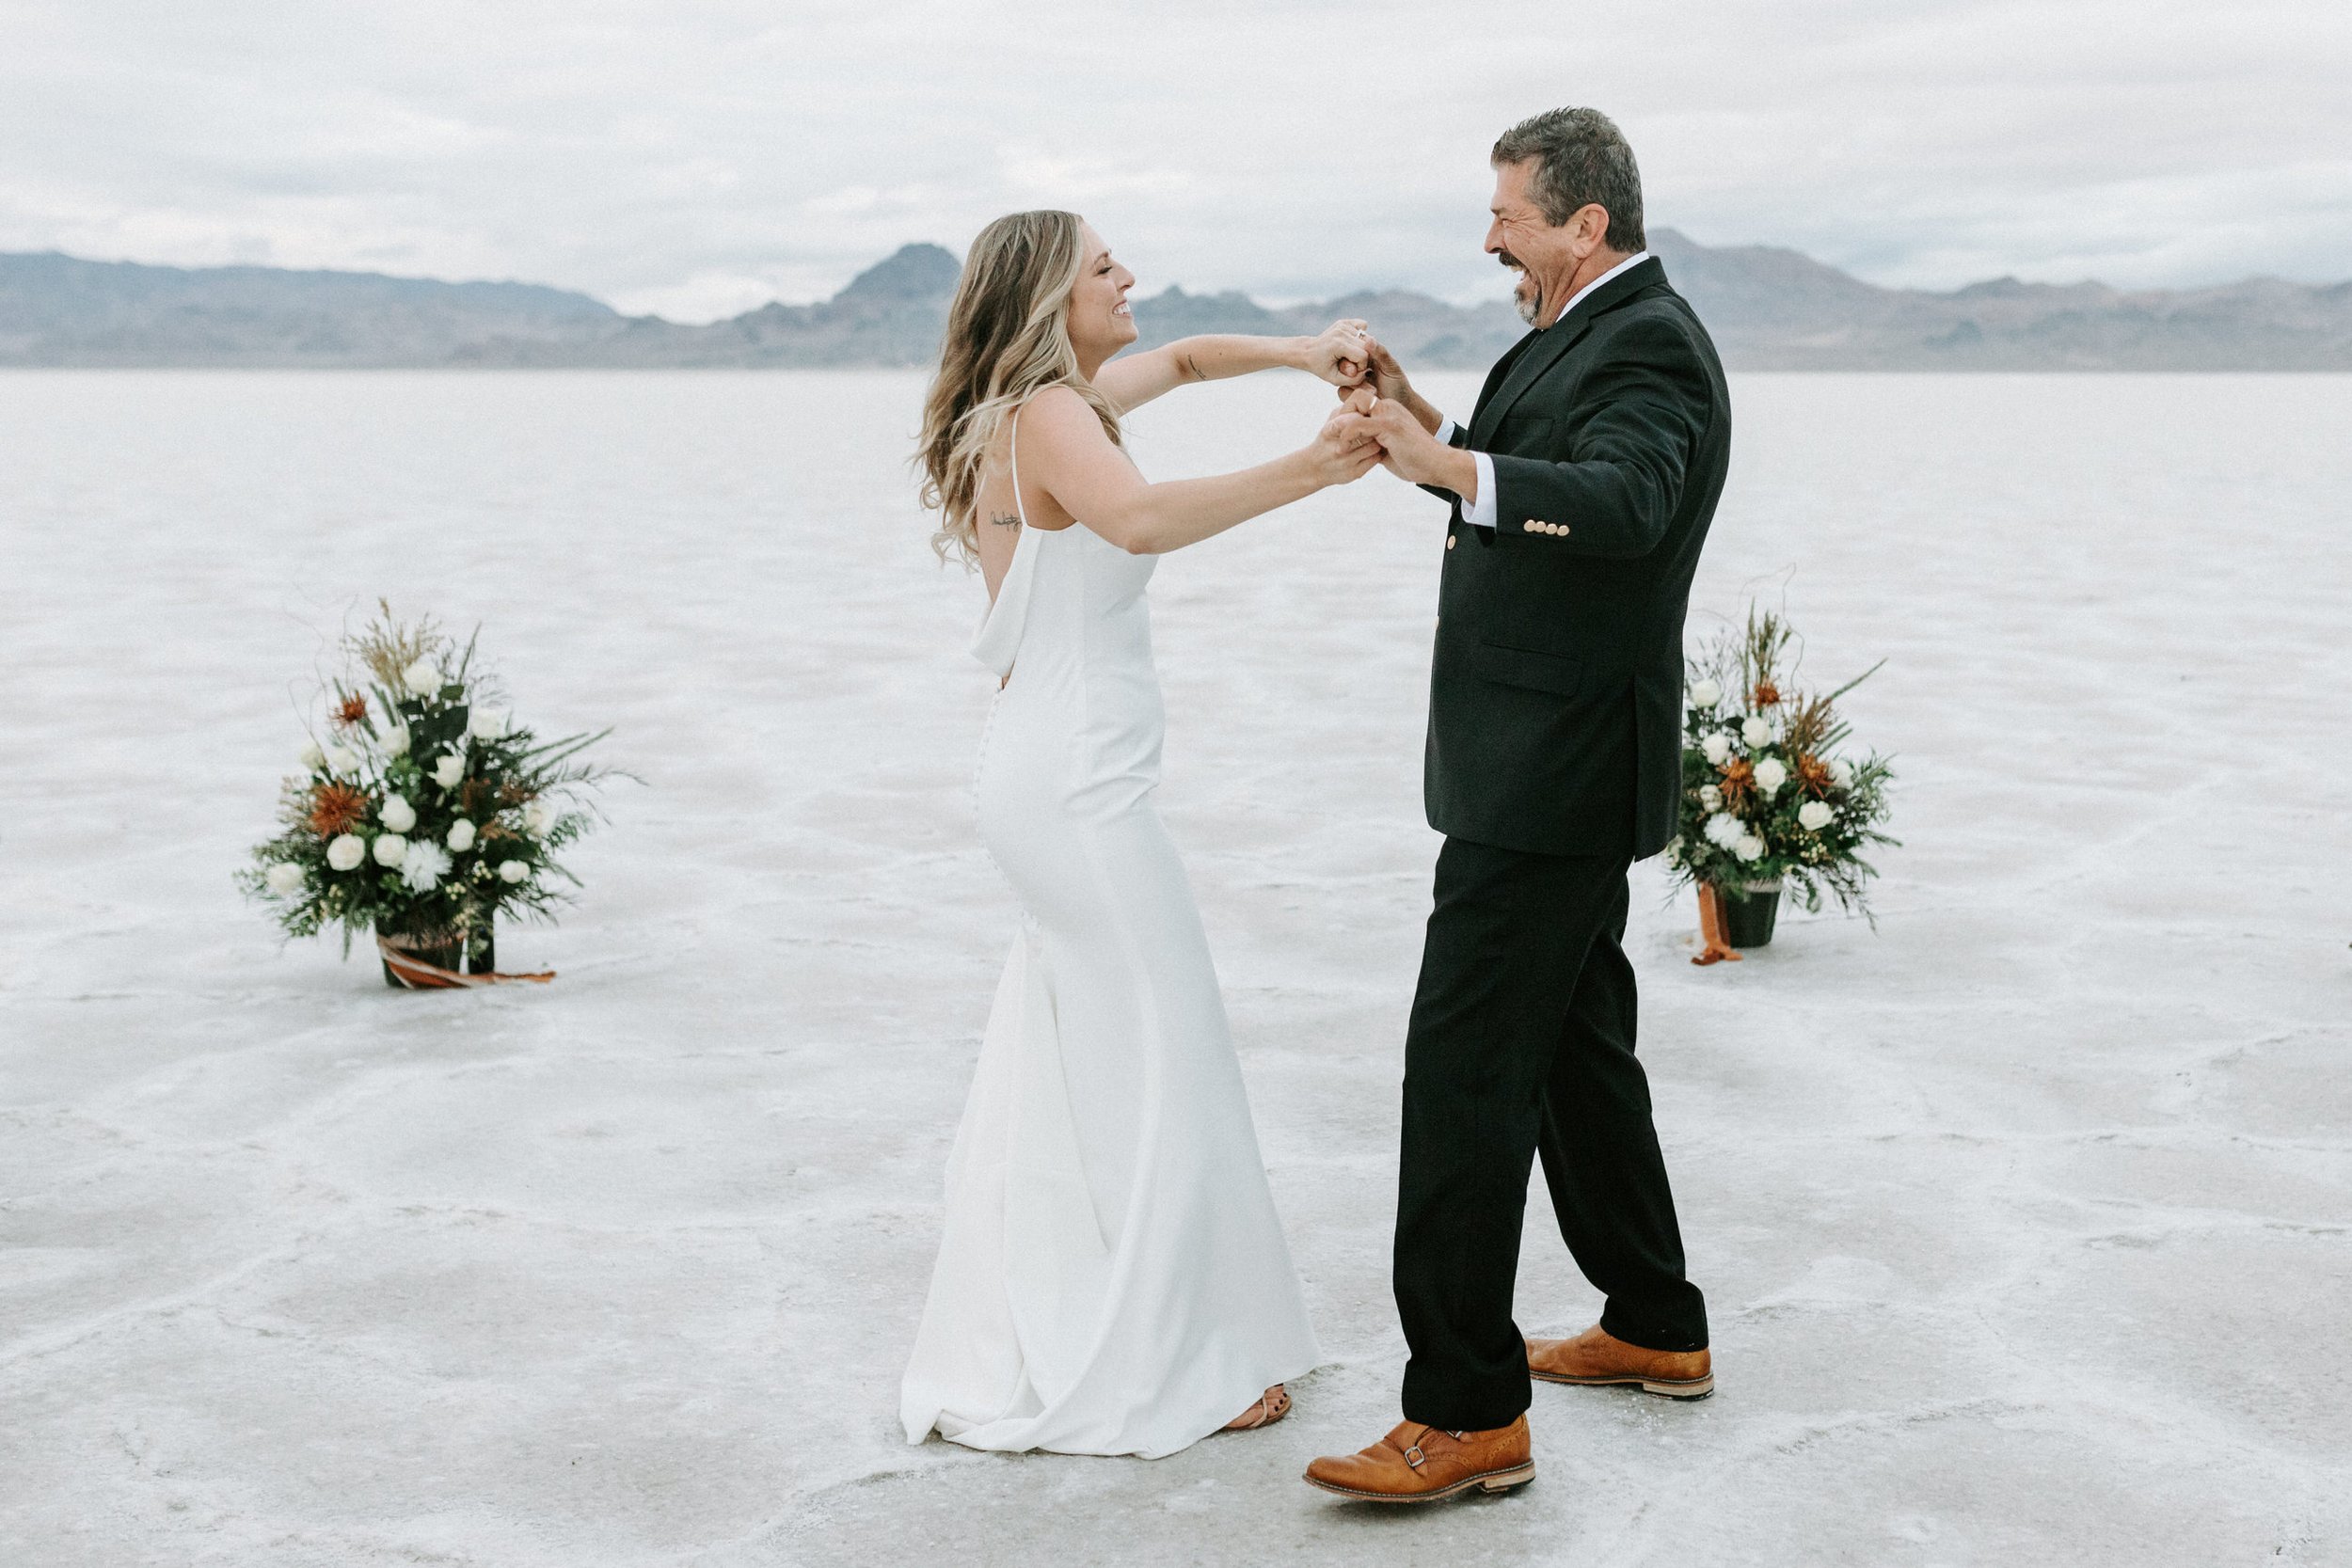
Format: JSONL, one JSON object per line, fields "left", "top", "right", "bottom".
{"left": 1008, "top": 403, "right": 1033, "bottom": 530}
{"left": 970, "top": 401, "right": 1042, "bottom": 679}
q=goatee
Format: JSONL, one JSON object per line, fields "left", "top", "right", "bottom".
{"left": 1513, "top": 275, "right": 1542, "bottom": 325}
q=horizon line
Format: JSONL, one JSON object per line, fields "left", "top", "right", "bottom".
{"left": 6, "top": 238, "right": 2344, "bottom": 329}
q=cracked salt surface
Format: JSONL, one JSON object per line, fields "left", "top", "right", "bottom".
{"left": 2, "top": 369, "right": 2347, "bottom": 1566}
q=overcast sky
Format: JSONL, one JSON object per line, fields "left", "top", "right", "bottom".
{"left": 5, "top": 0, "right": 2347, "bottom": 320}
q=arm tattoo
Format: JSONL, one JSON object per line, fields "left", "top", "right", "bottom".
{"left": 988, "top": 512, "right": 1022, "bottom": 530}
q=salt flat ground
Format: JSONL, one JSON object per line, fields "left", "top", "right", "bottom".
{"left": 2, "top": 369, "right": 2348, "bottom": 1567}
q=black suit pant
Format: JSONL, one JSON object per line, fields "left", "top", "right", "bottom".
{"left": 1394, "top": 836, "right": 1708, "bottom": 1431}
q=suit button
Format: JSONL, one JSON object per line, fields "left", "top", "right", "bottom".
{"left": 1446, "top": 535, "right": 1457, "bottom": 550}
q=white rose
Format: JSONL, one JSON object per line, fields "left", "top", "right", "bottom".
{"left": 378, "top": 793, "right": 417, "bottom": 833}
{"left": 1689, "top": 678, "right": 1722, "bottom": 709}
{"left": 1829, "top": 758, "right": 1855, "bottom": 789}
{"left": 467, "top": 707, "right": 508, "bottom": 740}
{"left": 1703, "top": 812, "right": 1745, "bottom": 849}
{"left": 299, "top": 740, "right": 326, "bottom": 770}
{"left": 1798, "top": 800, "right": 1835, "bottom": 832}
{"left": 522, "top": 801, "right": 554, "bottom": 837}
{"left": 1700, "top": 732, "right": 1731, "bottom": 766}
{"left": 1698, "top": 784, "right": 1723, "bottom": 811}
{"left": 400, "top": 839, "right": 452, "bottom": 893}
{"left": 382, "top": 724, "right": 410, "bottom": 757}
{"left": 1754, "top": 756, "right": 1788, "bottom": 796}
{"left": 326, "top": 744, "right": 362, "bottom": 776}
{"left": 446, "top": 818, "right": 477, "bottom": 852}
{"left": 1734, "top": 832, "right": 1766, "bottom": 863}
{"left": 498, "top": 859, "right": 530, "bottom": 884}
{"left": 326, "top": 834, "right": 366, "bottom": 871}
{"left": 1741, "top": 716, "right": 1771, "bottom": 748}
{"left": 432, "top": 752, "right": 465, "bottom": 789}
{"left": 265, "top": 862, "right": 307, "bottom": 896}
{"left": 402, "top": 658, "right": 443, "bottom": 697}
{"left": 372, "top": 832, "right": 409, "bottom": 867}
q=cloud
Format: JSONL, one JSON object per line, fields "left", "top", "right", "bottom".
{"left": 1, "top": 0, "right": 2345, "bottom": 319}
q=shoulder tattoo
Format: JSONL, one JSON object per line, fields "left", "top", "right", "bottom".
{"left": 988, "top": 511, "right": 1022, "bottom": 530}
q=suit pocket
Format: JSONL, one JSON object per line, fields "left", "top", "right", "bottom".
{"left": 1467, "top": 641, "right": 1587, "bottom": 696}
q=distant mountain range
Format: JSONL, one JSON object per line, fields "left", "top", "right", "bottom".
{"left": 6, "top": 233, "right": 2349, "bottom": 371}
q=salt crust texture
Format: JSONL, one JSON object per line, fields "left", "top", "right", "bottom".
{"left": 2, "top": 370, "right": 2347, "bottom": 1565}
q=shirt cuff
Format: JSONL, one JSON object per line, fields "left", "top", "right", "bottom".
{"left": 1461, "top": 451, "right": 1498, "bottom": 530}
{"left": 1432, "top": 419, "right": 1496, "bottom": 529}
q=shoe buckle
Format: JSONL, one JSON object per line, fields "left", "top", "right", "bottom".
{"left": 1404, "top": 1444, "right": 1425, "bottom": 1469}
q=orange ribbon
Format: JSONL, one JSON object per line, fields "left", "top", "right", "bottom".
{"left": 376, "top": 935, "right": 555, "bottom": 990}
{"left": 1692, "top": 884, "right": 1743, "bottom": 967}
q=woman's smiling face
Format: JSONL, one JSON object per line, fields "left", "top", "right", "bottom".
{"left": 1065, "top": 222, "right": 1137, "bottom": 366}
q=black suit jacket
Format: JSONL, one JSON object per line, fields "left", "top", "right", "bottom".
{"left": 1423, "top": 256, "right": 1730, "bottom": 859}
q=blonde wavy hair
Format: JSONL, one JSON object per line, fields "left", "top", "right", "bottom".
{"left": 916, "top": 210, "right": 1123, "bottom": 566}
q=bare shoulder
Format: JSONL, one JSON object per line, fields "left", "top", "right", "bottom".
{"left": 993, "top": 390, "right": 1087, "bottom": 532}
{"left": 1020, "top": 383, "right": 1107, "bottom": 443}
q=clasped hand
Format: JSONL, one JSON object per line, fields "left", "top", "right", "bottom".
{"left": 1306, "top": 325, "right": 1451, "bottom": 488}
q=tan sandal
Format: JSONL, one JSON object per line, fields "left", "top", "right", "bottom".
{"left": 1224, "top": 1384, "right": 1292, "bottom": 1431}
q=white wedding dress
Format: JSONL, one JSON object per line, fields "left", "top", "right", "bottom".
{"left": 898, "top": 420, "right": 1321, "bottom": 1459}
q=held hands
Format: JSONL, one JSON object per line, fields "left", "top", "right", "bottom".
{"left": 1357, "top": 393, "right": 1451, "bottom": 485}
{"left": 1302, "top": 318, "right": 1374, "bottom": 388}
{"left": 1319, "top": 334, "right": 1455, "bottom": 487}
{"left": 1360, "top": 335, "right": 1414, "bottom": 404}
{"left": 1306, "top": 386, "right": 1385, "bottom": 486}
{"left": 1300, "top": 332, "right": 1458, "bottom": 493}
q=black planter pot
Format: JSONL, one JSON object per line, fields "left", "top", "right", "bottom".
{"left": 1718, "top": 882, "right": 1782, "bottom": 948}
{"left": 379, "top": 924, "right": 496, "bottom": 987}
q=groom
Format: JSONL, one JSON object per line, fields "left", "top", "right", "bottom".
{"left": 1306, "top": 107, "right": 1730, "bottom": 1504}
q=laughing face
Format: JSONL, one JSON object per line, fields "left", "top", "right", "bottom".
{"left": 1485, "top": 159, "right": 1577, "bottom": 327}
{"left": 1065, "top": 221, "right": 1138, "bottom": 366}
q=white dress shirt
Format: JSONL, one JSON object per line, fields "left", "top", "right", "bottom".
{"left": 1433, "top": 249, "right": 1651, "bottom": 529}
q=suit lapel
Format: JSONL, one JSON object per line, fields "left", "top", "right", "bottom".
{"left": 1470, "top": 257, "right": 1667, "bottom": 446}
{"left": 1469, "top": 329, "right": 1536, "bottom": 429}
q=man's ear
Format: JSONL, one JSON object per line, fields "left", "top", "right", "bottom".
{"left": 1573, "top": 203, "right": 1610, "bottom": 258}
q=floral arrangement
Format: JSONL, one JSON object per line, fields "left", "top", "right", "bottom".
{"left": 1662, "top": 607, "right": 1896, "bottom": 919}
{"left": 239, "top": 605, "right": 616, "bottom": 983}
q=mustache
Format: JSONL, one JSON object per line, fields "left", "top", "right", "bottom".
{"left": 1497, "top": 248, "right": 1526, "bottom": 273}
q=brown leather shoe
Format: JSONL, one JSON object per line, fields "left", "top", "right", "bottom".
{"left": 1302, "top": 1416, "right": 1534, "bottom": 1503}
{"left": 1527, "top": 1323, "right": 1713, "bottom": 1399}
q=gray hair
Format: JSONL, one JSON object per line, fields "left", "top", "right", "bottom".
{"left": 1491, "top": 107, "right": 1645, "bottom": 252}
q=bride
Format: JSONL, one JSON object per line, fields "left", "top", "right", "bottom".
{"left": 900, "top": 209, "right": 1383, "bottom": 1458}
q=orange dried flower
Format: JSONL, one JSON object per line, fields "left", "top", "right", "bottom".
{"left": 307, "top": 782, "right": 370, "bottom": 837}
{"left": 331, "top": 693, "right": 370, "bottom": 729}
{"left": 1717, "top": 756, "right": 1756, "bottom": 812}
{"left": 1752, "top": 680, "right": 1782, "bottom": 708}
{"left": 1796, "top": 753, "right": 1836, "bottom": 798}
